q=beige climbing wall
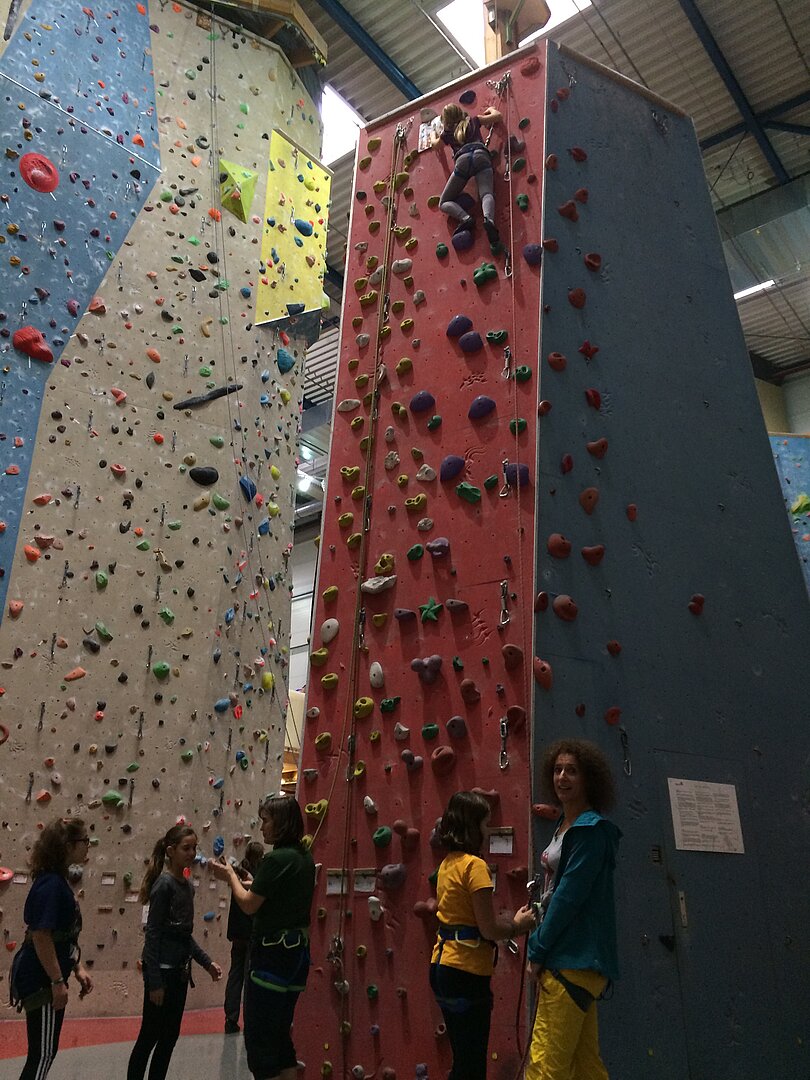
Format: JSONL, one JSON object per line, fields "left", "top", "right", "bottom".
{"left": 0, "top": 0, "right": 325, "bottom": 1015}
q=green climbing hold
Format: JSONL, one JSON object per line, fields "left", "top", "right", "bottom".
{"left": 513, "top": 157, "right": 526, "bottom": 173}
{"left": 519, "top": 116, "right": 530, "bottom": 129}
{"left": 452, "top": 656, "right": 464, "bottom": 671}
{"left": 456, "top": 481, "right": 482, "bottom": 504}
{"left": 159, "top": 607, "right": 175, "bottom": 625}
{"left": 136, "top": 539, "right": 151, "bottom": 551}
{"left": 180, "top": 750, "right": 194, "bottom": 762}
{"left": 421, "top": 723, "right": 440, "bottom": 740}
{"left": 210, "top": 435, "right": 225, "bottom": 448}
{"left": 95, "top": 570, "right": 108, "bottom": 589}
{"left": 126, "top": 762, "right": 139, "bottom": 773}
{"left": 380, "top": 697, "right": 401, "bottom": 713}
{"left": 239, "top": 754, "right": 249, "bottom": 771}
{"left": 367, "top": 985, "right": 379, "bottom": 1000}
{"left": 160, "top": 190, "right": 173, "bottom": 202}
{"left": 199, "top": 366, "right": 212, "bottom": 377}
{"left": 514, "top": 365, "right": 532, "bottom": 382}
{"left": 102, "top": 789, "right": 125, "bottom": 807}
{"left": 167, "top": 520, "right": 182, "bottom": 531}
{"left": 95, "top": 621, "right": 113, "bottom": 642}
{"left": 212, "top": 492, "right": 230, "bottom": 510}
{"left": 510, "top": 417, "right": 528, "bottom": 434}
{"left": 516, "top": 194, "right": 530, "bottom": 211}
{"left": 239, "top": 102, "right": 249, "bottom": 114}
{"left": 427, "top": 415, "right": 442, "bottom": 430}
{"left": 152, "top": 661, "right": 171, "bottom": 680}
{"left": 372, "top": 827, "right": 392, "bottom": 848}
{"left": 482, "top": 657, "right": 490, "bottom": 666}
{"left": 436, "top": 242, "right": 449, "bottom": 258}
{"left": 486, "top": 330, "right": 508, "bottom": 345}
{"left": 483, "top": 475, "right": 499, "bottom": 490}
{"left": 473, "top": 261, "right": 498, "bottom": 287}
{"left": 407, "top": 544, "right": 424, "bottom": 561}
{"left": 419, "top": 596, "right": 443, "bottom": 622}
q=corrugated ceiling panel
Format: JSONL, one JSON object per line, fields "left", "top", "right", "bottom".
{"left": 304, "top": 324, "right": 341, "bottom": 405}
{"left": 736, "top": 280, "right": 810, "bottom": 373}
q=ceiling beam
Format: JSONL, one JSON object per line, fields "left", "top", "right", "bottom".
{"left": 314, "top": 0, "right": 421, "bottom": 101}
{"left": 700, "top": 88, "right": 810, "bottom": 151}
{"left": 765, "top": 120, "right": 810, "bottom": 138}
{"left": 677, "top": 0, "right": 789, "bottom": 184}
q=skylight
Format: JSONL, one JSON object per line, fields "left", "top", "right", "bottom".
{"left": 437, "top": 0, "right": 595, "bottom": 66}
{"left": 320, "top": 84, "right": 363, "bottom": 166}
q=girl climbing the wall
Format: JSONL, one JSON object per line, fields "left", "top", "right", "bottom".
{"left": 11, "top": 817, "right": 94, "bottom": 1080}
{"left": 211, "top": 793, "right": 315, "bottom": 1080}
{"left": 432, "top": 102, "right": 503, "bottom": 244}
{"left": 525, "top": 739, "right": 621, "bottom": 1080}
{"left": 430, "top": 791, "right": 536, "bottom": 1080}
{"left": 127, "top": 823, "right": 222, "bottom": 1080}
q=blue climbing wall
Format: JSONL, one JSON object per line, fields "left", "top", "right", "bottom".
{"left": 298, "top": 46, "right": 549, "bottom": 1080}
{"left": 533, "top": 42, "right": 810, "bottom": 1080}
{"left": 769, "top": 433, "right": 810, "bottom": 594}
{"left": 0, "top": 0, "right": 159, "bottom": 614}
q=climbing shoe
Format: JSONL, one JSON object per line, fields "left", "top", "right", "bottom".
{"left": 483, "top": 218, "right": 500, "bottom": 245}
{"left": 453, "top": 215, "right": 474, "bottom": 235}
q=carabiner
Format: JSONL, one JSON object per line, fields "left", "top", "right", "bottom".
{"left": 499, "top": 580, "right": 511, "bottom": 627}
{"left": 502, "top": 346, "right": 512, "bottom": 380}
{"left": 499, "top": 717, "right": 509, "bottom": 770}
{"left": 499, "top": 458, "right": 512, "bottom": 498}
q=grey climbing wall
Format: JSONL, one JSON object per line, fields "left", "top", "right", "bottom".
{"left": 533, "top": 43, "right": 810, "bottom": 1080}
{"left": 0, "top": 0, "right": 326, "bottom": 1015}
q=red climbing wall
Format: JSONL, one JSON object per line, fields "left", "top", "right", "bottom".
{"left": 298, "top": 47, "right": 546, "bottom": 1080}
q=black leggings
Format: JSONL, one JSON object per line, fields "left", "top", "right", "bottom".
{"left": 439, "top": 146, "right": 495, "bottom": 223}
{"left": 127, "top": 970, "right": 189, "bottom": 1080}
{"left": 430, "top": 963, "right": 493, "bottom": 1080}
{"left": 19, "top": 1002, "right": 65, "bottom": 1080}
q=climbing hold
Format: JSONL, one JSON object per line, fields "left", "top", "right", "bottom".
{"left": 515, "top": 366, "right": 532, "bottom": 383}
{"left": 372, "top": 827, "right": 393, "bottom": 848}
{"left": 468, "top": 395, "right": 496, "bottom": 420}
{"left": 459, "top": 679, "right": 481, "bottom": 704}
{"left": 368, "top": 896, "right": 384, "bottom": 921}
{"left": 504, "top": 463, "right": 529, "bottom": 487}
{"left": 516, "top": 194, "right": 530, "bottom": 211}
{"left": 436, "top": 243, "right": 449, "bottom": 258}
{"left": 378, "top": 864, "right": 407, "bottom": 890}
{"left": 547, "top": 351, "right": 567, "bottom": 372}
{"left": 688, "top": 593, "right": 705, "bottom": 615}
{"left": 456, "top": 481, "right": 481, "bottom": 503}
{"left": 305, "top": 799, "right": 329, "bottom": 820}
{"left": 189, "top": 466, "right": 219, "bottom": 486}
{"left": 607, "top": 640, "right": 622, "bottom": 656}
{"left": 391, "top": 259, "right": 413, "bottom": 276}
{"left": 239, "top": 476, "right": 257, "bottom": 502}
{"left": 421, "top": 723, "right": 440, "bottom": 740}
{"left": 486, "top": 330, "right": 508, "bottom": 345}
{"left": 582, "top": 545, "right": 606, "bottom": 565}
{"left": 419, "top": 597, "right": 443, "bottom": 623}
{"left": 552, "top": 595, "right": 578, "bottom": 621}
{"left": 310, "top": 648, "right": 329, "bottom": 667}
{"left": 395, "top": 608, "right": 417, "bottom": 621}
{"left": 548, "top": 533, "right": 572, "bottom": 559}
{"left": 375, "top": 552, "right": 396, "bottom": 575}
{"left": 574, "top": 187, "right": 589, "bottom": 203}
{"left": 337, "top": 399, "right": 362, "bottom": 413}
{"left": 101, "top": 789, "right": 125, "bottom": 808}
{"left": 579, "top": 340, "right": 599, "bottom": 361}
{"left": 152, "top": 662, "right": 170, "bottom": 680}
{"left": 446, "top": 715, "right": 467, "bottom": 739}
{"left": 277, "top": 348, "right": 295, "bottom": 373}
{"left": 604, "top": 707, "right": 622, "bottom": 726}
{"left": 452, "top": 230, "right": 474, "bottom": 252}
{"left": 568, "top": 288, "right": 587, "bottom": 309}
{"left": 440, "top": 456, "right": 465, "bottom": 482}
{"left": 579, "top": 487, "right": 599, "bottom": 514}
{"left": 315, "top": 732, "right": 332, "bottom": 751}
{"left": 473, "top": 262, "right": 498, "bottom": 287}
{"left": 369, "top": 662, "right": 384, "bottom": 689}
{"left": 431, "top": 746, "right": 456, "bottom": 775}
{"left": 410, "top": 390, "right": 436, "bottom": 414}
{"left": 20, "top": 152, "right": 59, "bottom": 192}
{"left": 416, "top": 464, "right": 437, "bottom": 482}
{"left": 407, "top": 544, "right": 425, "bottom": 560}
{"left": 584, "top": 388, "right": 602, "bottom": 409}
{"left": 626, "top": 504, "right": 638, "bottom": 521}
{"left": 8, "top": 600, "right": 24, "bottom": 619}
{"left": 354, "top": 697, "right": 374, "bottom": 720}
{"left": 396, "top": 357, "right": 413, "bottom": 375}
{"left": 321, "top": 619, "right": 340, "bottom": 644}
{"left": 13, "top": 326, "right": 53, "bottom": 363}
{"left": 558, "top": 201, "right": 579, "bottom": 222}
{"left": 533, "top": 658, "right": 553, "bottom": 690}
{"left": 405, "top": 494, "right": 427, "bottom": 512}
{"left": 522, "top": 243, "right": 543, "bottom": 267}
{"left": 361, "top": 575, "right": 398, "bottom": 594}
{"left": 458, "top": 331, "right": 484, "bottom": 354}
{"left": 502, "top": 644, "right": 523, "bottom": 670}
{"left": 321, "top": 673, "right": 339, "bottom": 690}
{"left": 584, "top": 252, "right": 602, "bottom": 271}
{"left": 410, "top": 655, "right": 443, "bottom": 684}
{"left": 426, "top": 537, "right": 450, "bottom": 558}
{"left": 509, "top": 418, "right": 528, "bottom": 435}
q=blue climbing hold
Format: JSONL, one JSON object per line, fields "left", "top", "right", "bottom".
{"left": 213, "top": 835, "right": 225, "bottom": 856}
{"left": 212, "top": 777, "right": 224, "bottom": 790}
{"left": 440, "top": 455, "right": 465, "bottom": 482}
{"left": 446, "top": 314, "right": 473, "bottom": 338}
{"left": 258, "top": 518, "right": 270, "bottom": 535}
{"left": 203, "top": 911, "right": 216, "bottom": 922}
{"left": 277, "top": 347, "right": 295, "bottom": 373}
{"left": 224, "top": 607, "right": 235, "bottom": 625}
{"left": 505, "top": 462, "right": 530, "bottom": 487}
{"left": 287, "top": 302, "right": 305, "bottom": 316}
{"left": 294, "top": 219, "right": 313, "bottom": 236}
{"left": 261, "top": 369, "right": 270, "bottom": 383}
{"left": 239, "top": 476, "right": 257, "bottom": 502}
{"left": 215, "top": 698, "right": 230, "bottom": 713}
{"left": 469, "top": 395, "right": 496, "bottom": 420}
{"left": 240, "top": 286, "right": 251, "bottom": 298}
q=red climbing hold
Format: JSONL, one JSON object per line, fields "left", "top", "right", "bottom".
{"left": 604, "top": 707, "right": 622, "bottom": 726}
{"left": 13, "top": 326, "right": 53, "bottom": 363}
{"left": 579, "top": 487, "right": 599, "bottom": 514}
{"left": 547, "top": 533, "right": 572, "bottom": 558}
{"left": 584, "top": 388, "right": 602, "bottom": 410}
{"left": 547, "top": 351, "right": 567, "bottom": 372}
{"left": 584, "top": 253, "right": 602, "bottom": 271}
{"left": 550, "top": 99, "right": 559, "bottom": 113}
{"left": 688, "top": 593, "right": 705, "bottom": 615}
{"left": 560, "top": 454, "right": 573, "bottom": 474}
{"left": 552, "top": 595, "right": 578, "bottom": 621}
{"left": 534, "top": 591, "right": 549, "bottom": 612}
{"left": 569, "top": 147, "right": 588, "bottom": 162}
{"left": 586, "top": 438, "right": 608, "bottom": 459}
{"left": 8, "top": 600, "right": 24, "bottom": 618}
{"left": 545, "top": 154, "right": 558, "bottom": 171}
{"left": 573, "top": 187, "right": 589, "bottom": 204}
{"left": 606, "top": 640, "right": 622, "bottom": 656}
{"left": 431, "top": 746, "right": 456, "bottom": 775}
{"left": 538, "top": 400, "right": 552, "bottom": 416}
{"left": 626, "top": 503, "right": 638, "bottom": 521}
{"left": 20, "top": 152, "right": 60, "bottom": 193}
{"left": 581, "top": 545, "right": 606, "bottom": 566}
{"left": 542, "top": 238, "right": 559, "bottom": 252}
{"left": 568, "top": 288, "right": 587, "bottom": 309}
{"left": 533, "top": 658, "right": 553, "bottom": 690}
{"left": 575, "top": 703, "right": 586, "bottom": 717}
{"left": 505, "top": 705, "right": 526, "bottom": 730}
{"left": 520, "top": 57, "right": 541, "bottom": 76}
{"left": 532, "top": 803, "right": 559, "bottom": 820}
{"left": 558, "top": 201, "right": 578, "bottom": 222}
{"left": 579, "top": 340, "right": 599, "bottom": 360}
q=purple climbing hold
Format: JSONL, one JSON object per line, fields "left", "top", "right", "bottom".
{"left": 468, "top": 395, "right": 496, "bottom": 420}
{"left": 410, "top": 390, "right": 436, "bottom": 414}
{"left": 440, "top": 455, "right": 465, "bottom": 482}
{"left": 458, "top": 331, "right": 484, "bottom": 354}
{"left": 401, "top": 749, "right": 423, "bottom": 771}
{"left": 505, "top": 462, "right": 531, "bottom": 487}
{"left": 411, "top": 655, "right": 443, "bottom": 684}
{"left": 378, "top": 863, "right": 407, "bottom": 890}
{"left": 394, "top": 608, "right": 417, "bottom": 621}
{"left": 452, "top": 230, "right": 474, "bottom": 253}
{"left": 426, "top": 537, "right": 450, "bottom": 558}
{"left": 446, "top": 314, "right": 473, "bottom": 338}
{"left": 459, "top": 89, "right": 476, "bottom": 105}
{"left": 445, "top": 598, "right": 469, "bottom": 613}
{"left": 523, "top": 243, "right": 543, "bottom": 267}
{"left": 446, "top": 715, "right": 467, "bottom": 739}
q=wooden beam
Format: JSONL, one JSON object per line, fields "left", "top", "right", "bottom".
{"left": 483, "top": 0, "right": 550, "bottom": 62}
{"left": 223, "top": 0, "right": 327, "bottom": 61}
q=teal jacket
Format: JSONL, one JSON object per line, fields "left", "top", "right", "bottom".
{"left": 527, "top": 810, "right": 621, "bottom": 980}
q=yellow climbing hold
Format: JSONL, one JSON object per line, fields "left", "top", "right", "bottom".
{"left": 375, "top": 552, "right": 395, "bottom": 574}
{"left": 396, "top": 357, "right": 412, "bottom": 375}
{"left": 323, "top": 586, "right": 339, "bottom": 603}
{"left": 396, "top": 474, "right": 409, "bottom": 488}
{"left": 354, "top": 697, "right": 374, "bottom": 720}
{"left": 350, "top": 416, "right": 364, "bottom": 430}
{"left": 347, "top": 532, "right": 363, "bottom": 549}
{"left": 261, "top": 672, "right": 275, "bottom": 691}
{"left": 321, "top": 672, "right": 339, "bottom": 690}
{"left": 355, "top": 373, "right": 370, "bottom": 389}
{"left": 405, "top": 493, "right": 427, "bottom": 511}
{"left": 372, "top": 613, "right": 388, "bottom": 628}
{"left": 340, "top": 466, "right": 360, "bottom": 481}
{"left": 306, "top": 799, "right": 329, "bottom": 819}
{"left": 348, "top": 358, "right": 360, "bottom": 371}
{"left": 310, "top": 647, "right": 329, "bottom": 667}
{"left": 193, "top": 493, "right": 211, "bottom": 511}
{"left": 314, "top": 732, "right": 332, "bottom": 750}
{"left": 338, "top": 512, "right": 354, "bottom": 529}
{"left": 351, "top": 485, "right": 366, "bottom": 500}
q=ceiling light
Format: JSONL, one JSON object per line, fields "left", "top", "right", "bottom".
{"left": 297, "top": 473, "right": 313, "bottom": 493}
{"left": 733, "top": 279, "right": 775, "bottom": 301}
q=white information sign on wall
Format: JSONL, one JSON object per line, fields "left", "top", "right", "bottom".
{"left": 667, "top": 777, "right": 745, "bottom": 854}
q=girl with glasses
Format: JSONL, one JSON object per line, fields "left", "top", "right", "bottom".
{"left": 11, "top": 817, "right": 94, "bottom": 1080}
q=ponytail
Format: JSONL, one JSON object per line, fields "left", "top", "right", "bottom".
{"left": 454, "top": 117, "right": 471, "bottom": 145}
{"left": 138, "top": 824, "right": 196, "bottom": 903}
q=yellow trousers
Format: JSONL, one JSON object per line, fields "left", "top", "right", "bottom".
{"left": 526, "top": 969, "right": 609, "bottom": 1080}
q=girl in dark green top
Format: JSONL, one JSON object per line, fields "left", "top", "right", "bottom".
{"left": 213, "top": 794, "right": 315, "bottom": 1080}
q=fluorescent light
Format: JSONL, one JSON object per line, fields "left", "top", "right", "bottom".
{"left": 734, "top": 279, "right": 775, "bottom": 301}
{"left": 297, "top": 473, "right": 313, "bottom": 493}
{"left": 320, "top": 85, "right": 362, "bottom": 166}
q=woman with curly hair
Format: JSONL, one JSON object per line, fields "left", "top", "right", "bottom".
{"left": 526, "top": 739, "right": 621, "bottom": 1080}
{"left": 10, "top": 817, "right": 94, "bottom": 1080}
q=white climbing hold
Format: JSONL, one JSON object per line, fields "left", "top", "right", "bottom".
{"left": 363, "top": 795, "right": 378, "bottom": 815}
{"left": 356, "top": 333, "right": 370, "bottom": 348}
{"left": 369, "top": 661, "right": 384, "bottom": 689}
{"left": 384, "top": 450, "right": 400, "bottom": 471}
{"left": 394, "top": 722, "right": 410, "bottom": 741}
{"left": 368, "top": 267, "right": 383, "bottom": 286}
{"left": 337, "top": 399, "right": 361, "bottom": 413}
{"left": 384, "top": 425, "right": 396, "bottom": 444}
{"left": 306, "top": 706, "right": 320, "bottom": 720}
{"left": 416, "top": 464, "right": 436, "bottom": 482}
{"left": 321, "top": 618, "right": 339, "bottom": 644}
{"left": 417, "top": 517, "right": 434, "bottom": 532}
{"left": 368, "top": 895, "right": 384, "bottom": 922}
{"left": 391, "top": 258, "right": 413, "bottom": 276}
{"left": 361, "top": 575, "right": 397, "bottom": 594}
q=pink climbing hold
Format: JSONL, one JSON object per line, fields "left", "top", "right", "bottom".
{"left": 20, "top": 152, "right": 60, "bottom": 193}
{"left": 13, "top": 326, "right": 53, "bottom": 363}
{"left": 8, "top": 600, "right": 24, "bottom": 619}
{"left": 110, "top": 387, "right": 127, "bottom": 405}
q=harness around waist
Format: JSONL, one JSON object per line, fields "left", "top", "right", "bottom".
{"left": 256, "top": 928, "right": 309, "bottom": 948}
{"left": 436, "top": 923, "right": 492, "bottom": 947}
{"left": 250, "top": 929, "right": 310, "bottom": 993}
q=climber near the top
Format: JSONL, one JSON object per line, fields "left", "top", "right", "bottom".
{"left": 431, "top": 101, "right": 502, "bottom": 244}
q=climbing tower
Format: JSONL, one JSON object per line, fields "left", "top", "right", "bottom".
{"left": 298, "top": 40, "right": 810, "bottom": 1080}
{"left": 0, "top": 0, "right": 328, "bottom": 1016}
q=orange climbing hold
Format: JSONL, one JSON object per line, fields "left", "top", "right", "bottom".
{"left": 23, "top": 545, "right": 41, "bottom": 563}
{"left": 64, "top": 667, "right": 87, "bottom": 681}
{"left": 5, "top": 466, "right": 20, "bottom": 475}
{"left": 32, "top": 493, "right": 52, "bottom": 505}
{"left": 146, "top": 347, "right": 161, "bottom": 363}
{"left": 110, "top": 387, "right": 127, "bottom": 404}
{"left": 8, "top": 600, "right": 24, "bottom": 618}
{"left": 208, "top": 208, "right": 222, "bottom": 221}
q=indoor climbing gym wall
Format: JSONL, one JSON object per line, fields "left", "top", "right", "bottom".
{"left": 769, "top": 433, "right": 810, "bottom": 594}
{"left": 297, "top": 48, "right": 546, "bottom": 1080}
{"left": 0, "top": 0, "right": 327, "bottom": 1015}
{"left": 532, "top": 44, "right": 810, "bottom": 1080}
